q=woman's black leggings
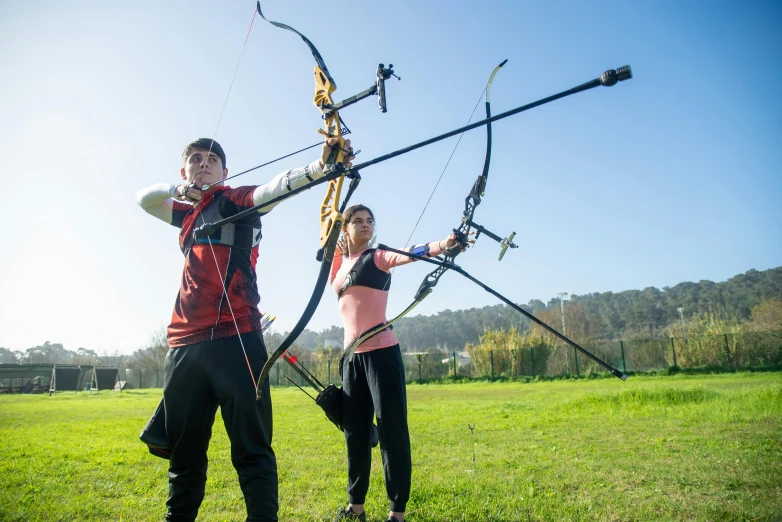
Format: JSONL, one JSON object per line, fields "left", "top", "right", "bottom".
{"left": 342, "top": 344, "right": 411, "bottom": 513}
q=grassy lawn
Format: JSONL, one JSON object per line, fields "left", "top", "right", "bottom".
{"left": 0, "top": 372, "right": 780, "bottom": 521}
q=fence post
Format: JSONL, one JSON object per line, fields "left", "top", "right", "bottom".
{"left": 670, "top": 337, "right": 678, "bottom": 367}
{"left": 620, "top": 340, "right": 627, "bottom": 373}
{"left": 452, "top": 352, "right": 457, "bottom": 379}
{"left": 723, "top": 333, "right": 734, "bottom": 370}
{"left": 573, "top": 347, "right": 580, "bottom": 377}
{"left": 490, "top": 350, "right": 495, "bottom": 380}
{"left": 276, "top": 363, "right": 280, "bottom": 387}
{"left": 509, "top": 349, "right": 514, "bottom": 378}
{"left": 661, "top": 340, "right": 667, "bottom": 367}
{"left": 530, "top": 347, "right": 535, "bottom": 379}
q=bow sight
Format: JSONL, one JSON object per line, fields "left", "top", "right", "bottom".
{"left": 320, "top": 64, "right": 400, "bottom": 118}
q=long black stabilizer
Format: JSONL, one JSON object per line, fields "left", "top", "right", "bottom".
{"left": 195, "top": 66, "right": 632, "bottom": 239}
{"left": 377, "top": 244, "right": 628, "bottom": 380}
{"left": 351, "top": 67, "right": 631, "bottom": 172}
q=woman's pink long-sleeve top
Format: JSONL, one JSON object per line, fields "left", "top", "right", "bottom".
{"left": 329, "top": 242, "right": 446, "bottom": 353}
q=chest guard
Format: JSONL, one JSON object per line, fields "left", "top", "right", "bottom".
{"left": 182, "top": 195, "right": 261, "bottom": 256}
{"left": 338, "top": 248, "right": 392, "bottom": 298}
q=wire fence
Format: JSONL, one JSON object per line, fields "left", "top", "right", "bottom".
{"left": 3, "top": 331, "right": 778, "bottom": 393}
{"left": 271, "top": 330, "right": 782, "bottom": 388}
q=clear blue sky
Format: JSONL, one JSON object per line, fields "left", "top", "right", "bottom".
{"left": 1, "top": 0, "right": 780, "bottom": 354}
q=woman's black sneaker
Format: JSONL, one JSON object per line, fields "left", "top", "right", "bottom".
{"left": 334, "top": 506, "right": 366, "bottom": 521}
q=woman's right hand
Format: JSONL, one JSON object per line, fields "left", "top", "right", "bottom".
{"left": 336, "top": 235, "right": 349, "bottom": 256}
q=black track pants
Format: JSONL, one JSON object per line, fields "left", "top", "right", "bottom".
{"left": 342, "top": 344, "right": 411, "bottom": 513}
{"left": 163, "top": 332, "right": 277, "bottom": 521}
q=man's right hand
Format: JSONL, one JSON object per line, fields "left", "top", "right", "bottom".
{"left": 174, "top": 184, "right": 202, "bottom": 203}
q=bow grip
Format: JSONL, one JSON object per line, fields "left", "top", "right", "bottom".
{"left": 317, "top": 112, "right": 345, "bottom": 168}
{"left": 324, "top": 135, "right": 345, "bottom": 166}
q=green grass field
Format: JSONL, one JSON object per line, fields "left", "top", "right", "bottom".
{"left": 1, "top": 372, "right": 780, "bottom": 521}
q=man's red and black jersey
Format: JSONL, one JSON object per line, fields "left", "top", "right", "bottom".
{"left": 168, "top": 186, "right": 263, "bottom": 347}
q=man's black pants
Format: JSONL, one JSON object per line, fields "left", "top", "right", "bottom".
{"left": 342, "top": 344, "right": 411, "bottom": 513}
{"left": 163, "top": 331, "right": 277, "bottom": 521}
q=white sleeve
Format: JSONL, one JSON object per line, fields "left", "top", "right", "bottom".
{"left": 136, "top": 183, "right": 179, "bottom": 224}
{"left": 252, "top": 160, "right": 325, "bottom": 214}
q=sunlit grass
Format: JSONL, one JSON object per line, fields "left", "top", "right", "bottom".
{"left": 0, "top": 372, "right": 780, "bottom": 521}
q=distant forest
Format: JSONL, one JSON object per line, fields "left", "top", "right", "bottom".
{"left": 265, "top": 266, "right": 782, "bottom": 352}
{"left": 2, "top": 266, "right": 780, "bottom": 364}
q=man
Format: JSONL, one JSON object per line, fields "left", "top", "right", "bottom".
{"left": 136, "top": 137, "right": 354, "bottom": 521}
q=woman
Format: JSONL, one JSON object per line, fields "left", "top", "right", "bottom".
{"left": 330, "top": 204, "right": 467, "bottom": 522}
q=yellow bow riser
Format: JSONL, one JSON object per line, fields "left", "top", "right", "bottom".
{"left": 314, "top": 64, "right": 347, "bottom": 249}
{"left": 319, "top": 177, "right": 345, "bottom": 248}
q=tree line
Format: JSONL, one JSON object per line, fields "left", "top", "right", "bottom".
{"left": 3, "top": 266, "right": 780, "bottom": 371}
{"left": 0, "top": 329, "right": 168, "bottom": 372}
{"left": 267, "top": 266, "right": 782, "bottom": 352}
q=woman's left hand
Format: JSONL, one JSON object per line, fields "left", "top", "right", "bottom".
{"left": 444, "top": 232, "right": 474, "bottom": 252}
